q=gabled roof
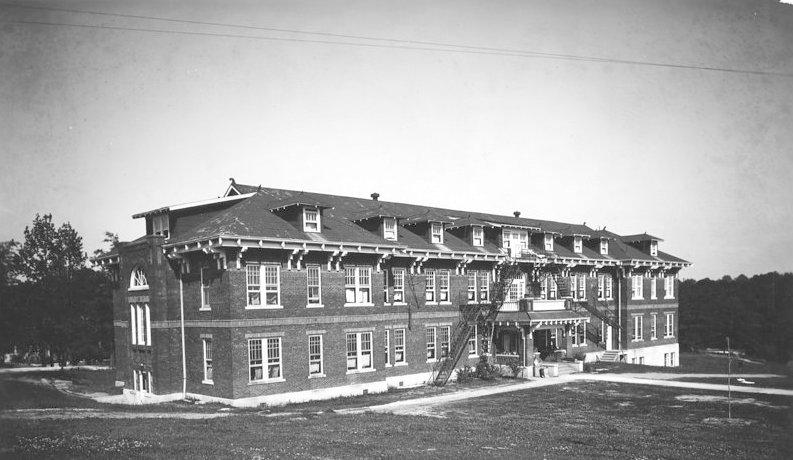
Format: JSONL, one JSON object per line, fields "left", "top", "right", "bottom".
{"left": 621, "top": 233, "right": 664, "bottom": 243}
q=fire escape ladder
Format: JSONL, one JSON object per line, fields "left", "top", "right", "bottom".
{"left": 430, "top": 303, "right": 481, "bottom": 386}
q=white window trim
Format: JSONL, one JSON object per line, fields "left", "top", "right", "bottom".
{"left": 650, "top": 277, "right": 657, "bottom": 300}
{"left": 573, "top": 236, "right": 583, "bottom": 254}
{"left": 308, "top": 334, "right": 325, "bottom": 378}
{"left": 650, "top": 240, "right": 658, "bottom": 257}
{"left": 426, "top": 327, "right": 437, "bottom": 363}
{"left": 632, "top": 315, "right": 644, "bottom": 342}
{"left": 472, "top": 226, "right": 484, "bottom": 247}
{"left": 544, "top": 234, "right": 554, "bottom": 251}
{"left": 631, "top": 275, "right": 644, "bottom": 300}
{"left": 246, "top": 263, "right": 283, "bottom": 309}
{"left": 597, "top": 274, "right": 605, "bottom": 300}
{"left": 130, "top": 303, "right": 151, "bottom": 346}
{"left": 393, "top": 328, "right": 407, "bottom": 365}
{"left": 392, "top": 268, "right": 405, "bottom": 304}
{"left": 665, "top": 313, "right": 674, "bottom": 338}
{"left": 600, "top": 239, "right": 608, "bottom": 255}
{"left": 605, "top": 276, "right": 613, "bottom": 300}
{"left": 129, "top": 267, "right": 149, "bottom": 291}
{"left": 664, "top": 276, "right": 675, "bottom": 299}
{"left": 430, "top": 222, "right": 444, "bottom": 244}
{"left": 344, "top": 266, "right": 374, "bottom": 306}
{"left": 303, "top": 208, "right": 320, "bottom": 233}
{"left": 383, "top": 217, "right": 397, "bottom": 241}
{"left": 306, "top": 265, "right": 323, "bottom": 308}
{"left": 248, "top": 337, "right": 285, "bottom": 384}
{"left": 424, "top": 269, "right": 436, "bottom": 304}
{"left": 346, "top": 331, "right": 375, "bottom": 373}
{"left": 384, "top": 329, "right": 391, "bottom": 367}
{"left": 468, "top": 324, "right": 478, "bottom": 356}
{"left": 438, "top": 269, "right": 451, "bottom": 304}
{"left": 200, "top": 267, "right": 211, "bottom": 311}
{"left": 650, "top": 313, "right": 658, "bottom": 340}
{"left": 202, "top": 338, "right": 213, "bottom": 384}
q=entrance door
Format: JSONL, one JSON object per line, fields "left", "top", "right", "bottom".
{"left": 605, "top": 325, "right": 614, "bottom": 351}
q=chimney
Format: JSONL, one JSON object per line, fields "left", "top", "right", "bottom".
{"left": 514, "top": 211, "right": 521, "bottom": 218}
{"left": 371, "top": 193, "right": 380, "bottom": 201}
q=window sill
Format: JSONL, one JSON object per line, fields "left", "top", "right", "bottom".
{"left": 631, "top": 339, "right": 643, "bottom": 342}
{"left": 664, "top": 335, "right": 674, "bottom": 339}
{"left": 128, "top": 286, "right": 149, "bottom": 292}
{"left": 248, "top": 378, "right": 286, "bottom": 385}
{"left": 344, "top": 303, "right": 375, "bottom": 307}
{"left": 306, "top": 304, "right": 324, "bottom": 309}
{"left": 664, "top": 296, "right": 675, "bottom": 300}
{"left": 394, "top": 362, "right": 408, "bottom": 367}
{"left": 198, "top": 307, "right": 211, "bottom": 312}
{"left": 650, "top": 337, "right": 658, "bottom": 341}
{"left": 246, "top": 305, "right": 283, "bottom": 310}
{"left": 631, "top": 297, "right": 644, "bottom": 301}
{"left": 308, "top": 373, "right": 326, "bottom": 379}
{"left": 202, "top": 380, "right": 214, "bottom": 385}
{"left": 346, "top": 368, "right": 376, "bottom": 375}
{"left": 439, "top": 301, "right": 452, "bottom": 305}
{"left": 425, "top": 302, "right": 438, "bottom": 306}
{"left": 426, "top": 359, "right": 437, "bottom": 364}
{"left": 392, "top": 302, "right": 407, "bottom": 306}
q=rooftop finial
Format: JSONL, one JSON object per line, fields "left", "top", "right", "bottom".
{"left": 229, "top": 177, "right": 236, "bottom": 184}
{"left": 371, "top": 192, "right": 380, "bottom": 201}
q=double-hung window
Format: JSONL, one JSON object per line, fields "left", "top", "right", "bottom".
{"left": 426, "top": 328, "right": 436, "bottom": 361}
{"left": 394, "top": 329, "right": 406, "bottom": 364}
{"left": 597, "top": 275, "right": 605, "bottom": 300}
{"left": 392, "top": 268, "right": 405, "bottom": 303}
{"left": 600, "top": 239, "right": 608, "bottom": 255}
{"left": 439, "top": 326, "right": 450, "bottom": 358}
{"left": 431, "top": 222, "right": 444, "bottom": 244}
{"left": 249, "top": 337, "right": 282, "bottom": 382}
{"left": 605, "top": 276, "right": 613, "bottom": 299}
{"left": 650, "top": 277, "right": 657, "bottom": 299}
{"left": 664, "top": 276, "right": 675, "bottom": 299}
{"left": 570, "top": 275, "right": 578, "bottom": 299}
{"left": 306, "top": 266, "right": 322, "bottom": 306}
{"left": 129, "top": 303, "right": 151, "bottom": 346}
{"left": 650, "top": 240, "right": 658, "bottom": 256}
{"left": 424, "top": 269, "right": 436, "bottom": 302}
{"left": 384, "top": 330, "right": 391, "bottom": 366}
{"left": 303, "top": 208, "right": 320, "bottom": 232}
{"left": 573, "top": 236, "right": 582, "bottom": 253}
{"left": 346, "top": 332, "right": 373, "bottom": 372}
{"left": 202, "top": 338, "right": 213, "bottom": 383}
{"left": 468, "top": 324, "right": 478, "bottom": 356}
{"left": 477, "top": 271, "right": 490, "bottom": 302}
{"left": 344, "top": 266, "right": 372, "bottom": 305}
{"left": 548, "top": 277, "right": 557, "bottom": 300}
{"left": 438, "top": 270, "right": 450, "bottom": 302}
{"left": 632, "top": 316, "right": 643, "bottom": 341}
{"left": 544, "top": 234, "right": 554, "bottom": 251}
{"left": 631, "top": 275, "right": 644, "bottom": 300}
{"left": 467, "top": 273, "right": 477, "bottom": 302}
{"left": 200, "top": 267, "right": 211, "bottom": 310}
{"left": 383, "top": 218, "right": 397, "bottom": 240}
{"left": 426, "top": 326, "right": 450, "bottom": 361}
{"left": 577, "top": 275, "right": 586, "bottom": 299}
{"left": 308, "top": 335, "right": 324, "bottom": 376}
{"left": 665, "top": 313, "right": 674, "bottom": 337}
{"left": 650, "top": 314, "right": 658, "bottom": 340}
{"left": 246, "top": 264, "right": 281, "bottom": 307}
{"left": 472, "top": 226, "right": 483, "bottom": 246}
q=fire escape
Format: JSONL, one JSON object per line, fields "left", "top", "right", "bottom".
{"left": 429, "top": 303, "right": 482, "bottom": 386}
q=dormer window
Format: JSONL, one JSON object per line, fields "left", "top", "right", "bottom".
{"left": 544, "top": 234, "right": 554, "bottom": 251}
{"left": 431, "top": 222, "right": 444, "bottom": 244}
{"left": 600, "top": 239, "right": 609, "bottom": 255}
{"left": 573, "top": 236, "right": 583, "bottom": 254}
{"left": 472, "top": 226, "right": 484, "bottom": 247}
{"left": 151, "top": 214, "right": 169, "bottom": 237}
{"left": 650, "top": 240, "right": 658, "bottom": 256}
{"left": 303, "top": 208, "right": 320, "bottom": 232}
{"left": 383, "top": 218, "right": 397, "bottom": 241}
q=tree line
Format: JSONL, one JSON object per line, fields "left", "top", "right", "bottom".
{"left": 678, "top": 272, "right": 793, "bottom": 363}
{"left": 0, "top": 214, "right": 115, "bottom": 365}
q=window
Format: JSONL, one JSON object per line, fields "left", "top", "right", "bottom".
{"left": 544, "top": 234, "right": 554, "bottom": 251}
{"left": 384, "top": 330, "right": 391, "bottom": 366}
{"left": 632, "top": 315, "right": 643, "bottom": 341}
{"left": 578, "top": 275, "right": 586, "bottom": 299}
{"left": 394, "top": 329, "right": 406, "bottom": 364}
{"left": 472, "top": 226, "right": 483, "bottom": 247}
{"left": 431, "top": 222, "right": 444, "bottom": 244}
{"left": 346, "top": 332, "right": 373, "bottom": 372}
{"left": 129, "top": 303, "right": 151, "bottom": 346}
{"left": 344, "top": 266, "right": 372, "bottom": 305}
{"left": 309, "top": 335, "right": 323, "bottom": 376}
{"left": 605, "top": 276, "right": 613, "bottom": 299}
{"left": 664, "top": 276, "right": 675, "bottom": 299}
{"left": 133, "top": 370, "right": 153, "bottom": 393}
{"left": 439, "top": 326, "right": 450, "bottom": 358}
{"left": 573, "top": 236, "right": 582, "bottom": 253}
{"left": 249, "top": 337, "right": 282, "bottom": 382}
{"left": 307, "top": 266, "right": 322, "bottom": 306}
{"left": 467, "top": 273, "right": 477, "bottom": 302}
{"left": 502, "top": 229, "right": 528, "bottom": 252}
{"left": 569, "top": 275, "right": 577, "bottom": 299}
{"left": 383, "top": 218, "right": 397, "bottom": 240}
{"left": 547, "top": 277, "right": 558, "bottom": 300}
{"left": 424, "top": 269, "right": 436, "bottom": 302}
{"left": 246, "top": 264, "right": 280, "bottom": 307}
{"left": 650, "top": 240, "right": 658, "bottom": 256}
{"left": 639, "top": 356, "right": 645, "bottom": 365}
{"left": 426, "top": 327, "right": 436, "bottom": 361}
{"left": 600, "top": 239, "right": 608, "bottom": 255}
{"left": 202, "top": 339, "right": 213, "bottom": 383}
{"left": 151, "top": 214, "right": 169, "bottom": 237}
{"left": 576, "top": 323, "right": 586, "bottom": 346}
{"left": 506, "top": 277, "right": 525, "bottom": 302}
{"left": 650, "top": 277, "right": 657, "bottom": 299}
{"left": 665, "top": 313, "right": 674, "bottom": 337}
{"left": 130, "top": 267, "right": 148, "bottom": 290}
{"left": 650, "top": 314, "right": 657, "bottom": 340}
{"left": 468, "top": 325, "right": 478, "bottom": 356}
{"left": 438, "top": 270, "right": 450, "bottom": 302}
{"left": 670, "top": 352, "right": 676, "bottom": 366}
{"left": 392, "top": 268, "right": 405, "bottom": 303}
{"left": 200, "top": 267, "right": 211, "bottom": 310}
{"left": 303, "top": 208, "right": 320, "bottom": 232}
{"left": 631, "top": 275, "right": 644, "bottom": 300}
{"left": 477, "top": 271, "right": 490, "bottom": 302}
{"left": 597, "top": 275, "right": 605, "bottom": 300}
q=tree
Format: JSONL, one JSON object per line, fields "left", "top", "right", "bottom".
{"left": 478, "top": 262, "right": 523, "bottom": 355}
{"left": 15, "top": 214, "right": 85, "bottom": 282}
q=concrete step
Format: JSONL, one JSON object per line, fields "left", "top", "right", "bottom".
{"left": 600, "top": 351, "right": 620, "bottom": 362}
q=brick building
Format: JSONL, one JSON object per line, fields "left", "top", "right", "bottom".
{"left": 94, "top": 179, "right": 690, "bottom": 405}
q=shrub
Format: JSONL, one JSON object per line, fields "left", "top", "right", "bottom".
{"left": 456, "top": 365, "right": 476, "bottom": 384}
{"left": 475, "top": 356, "right": 500, "bottom": 380}
{"left": 504, "top": 357, "right": 522, "bottom": 378}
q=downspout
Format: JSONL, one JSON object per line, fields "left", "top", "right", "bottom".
{"left": 617, "top": 272, "right": 622, "bottom": 353}
{"left": 179, "top": 277, "right": 187, "bottom": 398}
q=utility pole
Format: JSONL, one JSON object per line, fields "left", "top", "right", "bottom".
{"left": 727, "top": 336, "right": 732, "bottom": 420}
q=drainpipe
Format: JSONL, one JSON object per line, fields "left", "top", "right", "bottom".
{"left": 179, "top": 277, "right": 187, "bottom": 398}
{"left": 617, "top": 273, "right": 622, "bottom": 353}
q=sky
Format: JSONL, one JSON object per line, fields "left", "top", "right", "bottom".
{"left": 1, "top": 0, "right": 792, "bottom": 280}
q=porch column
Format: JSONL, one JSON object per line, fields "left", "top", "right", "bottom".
{"left": 521, "top": 327, "right": 527, "bottom": 367}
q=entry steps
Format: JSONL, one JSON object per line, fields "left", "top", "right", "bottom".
{"left": 599, "top": 350, "right": 620, "bottom": 362}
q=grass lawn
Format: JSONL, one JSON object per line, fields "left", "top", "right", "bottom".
{"left": 588, "top": 352, "right": 793, "bottom": 377}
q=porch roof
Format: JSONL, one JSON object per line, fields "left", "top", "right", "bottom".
{"left": 493, "top": 309, "right": 590, "bottom": 326}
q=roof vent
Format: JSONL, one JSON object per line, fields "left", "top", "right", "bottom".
{"left": 371, "top": 193, "right": 380, "bottom": 201}
{"left": 513, "top": 211, "right": 521, "bottom": 218}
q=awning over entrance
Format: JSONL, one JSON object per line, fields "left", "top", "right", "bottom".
{"left": 493, "top": 309, "right": 590, "bottom": 327}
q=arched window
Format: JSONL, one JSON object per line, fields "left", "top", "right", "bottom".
{"left": 130, "top": 267, "right": 149, "bottom": 290}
